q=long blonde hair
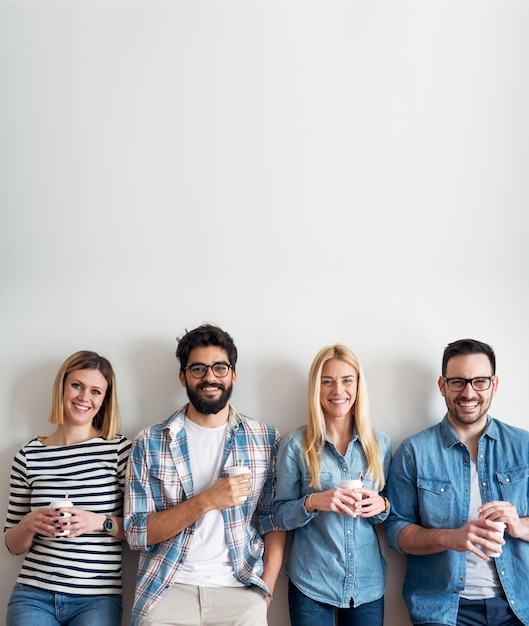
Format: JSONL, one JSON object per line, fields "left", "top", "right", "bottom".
{"left": 48, "top": 350, "right": 121, "bottom": 440}
{"left": 301, "top": 344, "right": 385, "bottom": 490}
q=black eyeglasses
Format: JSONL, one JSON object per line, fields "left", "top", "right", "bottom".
{"left": 443, "top": 376, "right": 495, "bottom": 392}
{"left": 184, "top": 362, "right": 232, "bottom": 379}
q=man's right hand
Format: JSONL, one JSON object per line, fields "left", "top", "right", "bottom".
{"left": 207, "top": 473, "right": 252, "bottom": 509}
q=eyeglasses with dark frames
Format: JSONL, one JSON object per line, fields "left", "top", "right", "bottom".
{"left": 184, "top": 362, "right": 232, "bottom": 379}
{"left": 443, "top": 376, "right": 495, "bottom": 392}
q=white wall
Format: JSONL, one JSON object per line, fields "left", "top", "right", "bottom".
{"left": 1, "top": 1, "right": 528, "bottom": 624}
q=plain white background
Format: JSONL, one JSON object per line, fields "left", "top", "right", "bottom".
{"left": 1, "top": 1, "right": 528, "bottom": 624}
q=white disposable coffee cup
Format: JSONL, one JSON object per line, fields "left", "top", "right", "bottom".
{"left": 485, "top": 521, "right": 506, "bottom": 557}
{"left": 340, "top": 480, "right": 363, "bottom": 517}
{"left": 340, "top": 479, "right": 363, "bottom": 490}
{"left": 226, "top": 466, "right": 251, "bottom": 501}
{"left": 49, "top": 498, "right": 74, "bottom": 537}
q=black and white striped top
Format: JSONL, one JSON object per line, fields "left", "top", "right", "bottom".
{"left": 4, "top": 435, "right": 132, "bottom": 595}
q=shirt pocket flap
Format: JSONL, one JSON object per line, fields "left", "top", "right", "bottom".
{"left": 496, "top": 466, "right": 529, "bottom": 486}
{"left": 496, "top": 466, "right": 529, "bottom": 516}
{"left": 417, "top": 477, "right": 452, "bottom": 495}
{"left": 148, "top": 465, "right": 183, "bottom": 507}
{"left": 417, "top": 477, "right": 452, "bottom": 525}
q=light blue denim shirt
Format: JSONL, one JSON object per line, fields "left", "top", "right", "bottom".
{"left": 385, "top": 415, "right": 529, "bottom": 626}
{"left": 273, "top": 426, "right": 391, "bottom": 608}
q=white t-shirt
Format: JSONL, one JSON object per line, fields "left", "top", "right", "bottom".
{"left": 172, "top": 417, "right": 243, "bottom": 587}
{"left": 461, "top": 458, "right": 502, "bottom": 599}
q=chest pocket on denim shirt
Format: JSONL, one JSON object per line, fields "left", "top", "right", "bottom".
{"left": 149, "top": 465, "right": 182, "bottom": 510}
{"left": 302, "top": 471, "right": 334, "bottom": 492}
{"left": 496, "top": 466, "right": 529, "bottom": 517}
{"left": 417, "top": 477, "right": 452, "bottom": 526}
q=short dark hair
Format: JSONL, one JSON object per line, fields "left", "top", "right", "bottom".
{"left": 441, "top": 338, "right": 496, "bottom": 376}
{"left": 176, "top": 324, "right": 238, "bottom": 371}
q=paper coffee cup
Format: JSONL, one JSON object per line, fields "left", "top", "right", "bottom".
{"left": 485, "top": 521, "right": 506, "bottom": 557}
{"left": 226, "top": 466, "right": 251, "bottom": 501}
{"left": 49, "top": 498, "right": 74, "bottom": 537}
{"left": 340, "top": 479, "right": 363, "bottom": 517}
{"left": 340, "top": 479, "right": 363, "bottom": 490}
{"left": 226, "top": 466, "right": 249, "bottom": 477}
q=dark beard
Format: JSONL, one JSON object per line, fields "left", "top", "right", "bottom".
{"left": 186, "top": 382, "right": 233, "bottom": 415}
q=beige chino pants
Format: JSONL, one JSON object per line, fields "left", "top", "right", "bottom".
{"left": 142, "top": 583, "right": 268, "bottom": 626}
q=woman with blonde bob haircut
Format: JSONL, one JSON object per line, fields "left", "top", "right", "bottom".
{"left": 5, "top": 350, "right": 132, "bottom": 626}
{"left": 49, "top": 350, "right": 120, "bottom": 440}
{"left": 274, "top": 344, "right": 391, "bottom": 626}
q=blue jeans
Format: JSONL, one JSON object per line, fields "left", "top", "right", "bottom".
{"left": 288, "top": 580, "right": 384, "bottom": 626}
{"left": 413, "top": 597, "right": 524, "bottom": 626}
{"left": 7, "top": 583, "right": 122, "bottom": 626}
{"left": 457, "top": 597, "right": 524, "bottom": 626}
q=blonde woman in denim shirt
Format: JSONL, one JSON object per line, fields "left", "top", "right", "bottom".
{"left": 274, "top": 344, "right": 391, "bottom": 626}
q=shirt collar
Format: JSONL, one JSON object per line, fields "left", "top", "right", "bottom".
{"left": 440, "top": 413, "right": 496, "bottom": 447}
{"left": 164, "top": 403, "right": 241, "bottom": 438}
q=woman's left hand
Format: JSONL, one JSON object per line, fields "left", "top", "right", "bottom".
{"left": 55, "top": 507, "right": 105, "bottom": 537}
{"left": 353, "top": 489, "right": 387, "bottom": 518}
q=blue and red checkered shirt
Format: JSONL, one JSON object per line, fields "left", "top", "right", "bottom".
{"left": 124, "top": 405, "right": 280, "bottom": 625}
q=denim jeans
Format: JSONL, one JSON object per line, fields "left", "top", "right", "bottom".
{"left": 413, "top": 597, "right": 524, "bottom": 626}
{"left": 457, "top": 597, "right": 524, "bottom": 626}
{"left": 6, "top": 583, "right": 122, "bottom": 626}
{"left": 288, "top": 580, "right": 384, "bottom": 626}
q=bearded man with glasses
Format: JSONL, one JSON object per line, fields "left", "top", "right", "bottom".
{"left": 124, "top": 324, "right": 285, "bottom": 626}
{"left": 385, "top": 338, "right": 529, "bottom": 626}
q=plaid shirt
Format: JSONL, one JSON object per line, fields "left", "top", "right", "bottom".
{"left": 124, "top": 404, "right": 281, "bottom": 625}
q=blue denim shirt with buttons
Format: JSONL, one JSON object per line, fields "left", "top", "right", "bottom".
{"left": 385, "top": 415, "right": 529, "bottom": 626}
{"left": 273, "top": 427, "right": 391, "bottom": 608}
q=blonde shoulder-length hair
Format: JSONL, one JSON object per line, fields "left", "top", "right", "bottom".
{"left": 48, "top": 350, "right": 121, "bottom": 440}
{"left": 301, "top": 344, "right": 384, "bottom": 490}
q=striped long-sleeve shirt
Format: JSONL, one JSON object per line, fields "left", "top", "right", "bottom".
{"left": 4, "top": 435, "right": 132, "bottom": 594}
{"left": 124, "top": 405, "right": 281, "bottom": 625}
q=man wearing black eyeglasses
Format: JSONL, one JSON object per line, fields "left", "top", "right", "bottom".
{"left": 385, "top": 338, "right": 529, "bottom": 626}
{"left": 124, "top": 324, "right": 285, "bottom": 626}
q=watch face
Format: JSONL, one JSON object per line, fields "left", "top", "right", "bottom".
{"left": 103, "top": 517, "right": 115, "bottom": 532}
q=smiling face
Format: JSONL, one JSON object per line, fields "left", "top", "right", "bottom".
{"left": 320, "top": 358, "right": 358, "bottom": 422}
{"left": 62, "top": 368, "right": 108, "bottom": 428}
{"left": 179, "top": 345, "right": 237, "bottom": 417}
{"left": 439, "top": 353, "right": 498, "bottom": 430}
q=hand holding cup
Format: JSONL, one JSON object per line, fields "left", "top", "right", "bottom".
{"left": 226, "top": 466, "right": 252, "bottom": 502}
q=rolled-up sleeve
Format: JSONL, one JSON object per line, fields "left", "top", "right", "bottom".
{"left": 124, "top": 431, "right": 154, "bottom": 551}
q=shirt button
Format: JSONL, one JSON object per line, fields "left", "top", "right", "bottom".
{"left": 440, "top": 488, "right": 445, "bottom": 493}
{"left": 348, "top": 552, "right": 352, "bottom": 556}
{"left": 506, "top": 478, "right": 510, "bottom": 483}
{"left": 482, "top": 482, "right": 487, "bottom": 486}
{"left": 347, "top": 530, "right": 351, "bottom": 534}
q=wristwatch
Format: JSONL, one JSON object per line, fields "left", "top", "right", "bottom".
{"left": 103, "top": 515, "right": 115, "bottom": 533}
